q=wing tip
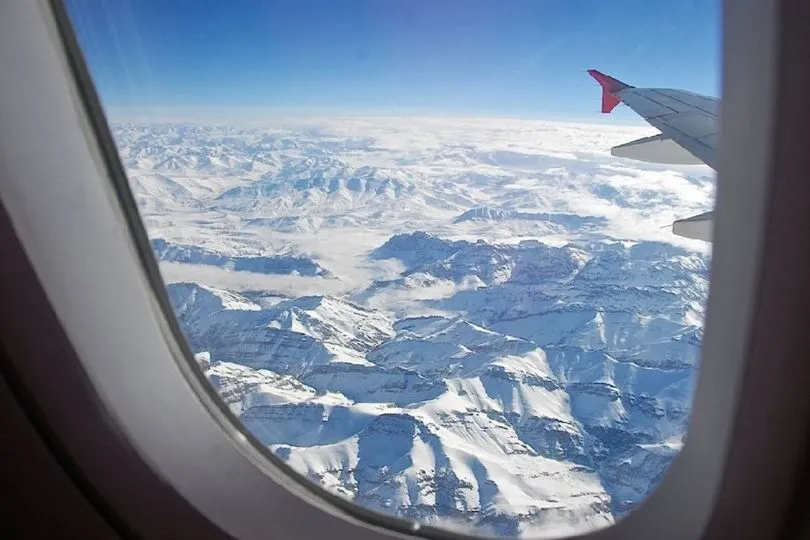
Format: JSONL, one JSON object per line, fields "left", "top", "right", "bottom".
{"left": 588, "top": 69, "right": 632, "bottom": 113}
{"left": 587, "top": 69, "right": 632, "bottom": 91}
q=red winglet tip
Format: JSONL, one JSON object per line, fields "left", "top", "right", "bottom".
{"left": 588, "top": 69, "right": 631, "bottom": 114}
{"left": 601, "top": 93, "right": 621, "bottom": 114}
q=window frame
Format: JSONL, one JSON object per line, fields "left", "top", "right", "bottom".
{"left": 1, "top": 0, "right": 807, "bottom": 539}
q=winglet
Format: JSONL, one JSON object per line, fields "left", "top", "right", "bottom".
{"left": 588, "top": 69, "right": 633, "bottom": 114}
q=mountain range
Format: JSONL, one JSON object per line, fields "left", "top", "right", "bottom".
{"left": 114, "top": 118, "right": 713, "bottom": 537}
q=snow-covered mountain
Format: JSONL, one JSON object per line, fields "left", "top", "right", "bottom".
{"left": 114, "top": 118, "right": 714, "bottom": 537}
{"left": 128, "top": 173, "right": 203, "bottom": 214}
{"left": 213, "top": 156, "right": 425, "bottom": 217}
{"left": 151, "top": 238, "right": 330, "bottom": 277}
{"left": 177, "top": 282, "right": 613, "bottom": 536}
{"left": 166, "top": 229, "right": 705, "bottom": 530}
{"left": 453, "top": 207, "right": 608, "bottom": 234}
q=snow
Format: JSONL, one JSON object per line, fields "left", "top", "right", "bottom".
{"left": 113, "top": 117, "right": 713, "bottom": 537}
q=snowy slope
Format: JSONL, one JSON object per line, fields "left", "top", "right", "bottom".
{"left": 128, "top": 173, "right": 203, "bottom": 214}
{"left": 182, "top": 286, "right": 614, "bottom": 536}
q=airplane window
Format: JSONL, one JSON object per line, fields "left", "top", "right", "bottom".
{"left": 64, "top": 0, "right": 720, "bottom": 537}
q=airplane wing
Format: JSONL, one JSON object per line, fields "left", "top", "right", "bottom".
{"left": 588, "top": 69, "right": 718, "bottom": 242}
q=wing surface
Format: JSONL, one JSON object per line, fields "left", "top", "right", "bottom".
{"left": 588, "top": 70, "right": 718, "bottom": 241}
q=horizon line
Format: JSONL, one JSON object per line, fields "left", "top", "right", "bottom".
{"left": 103, "top": 105, "right": 648, "bottom": 128}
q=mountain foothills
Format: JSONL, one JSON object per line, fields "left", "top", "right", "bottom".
{"left": 115, "top": 117, "right": 713, "bottom": 537}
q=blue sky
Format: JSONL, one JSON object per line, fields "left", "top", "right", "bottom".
{"left": 66, "top": 0, "right": 721, "bottom": 120}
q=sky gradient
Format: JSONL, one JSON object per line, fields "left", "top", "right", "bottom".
{"left": 66, "top": 0, "right": 721, "bottom": 120}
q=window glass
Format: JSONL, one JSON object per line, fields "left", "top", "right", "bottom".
{"left": 65, "top": 1, "right": 719, "bottom": 536}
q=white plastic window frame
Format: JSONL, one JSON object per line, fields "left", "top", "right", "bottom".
{"left": 0, "top": 0, "right": 783, "bottom": 539}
